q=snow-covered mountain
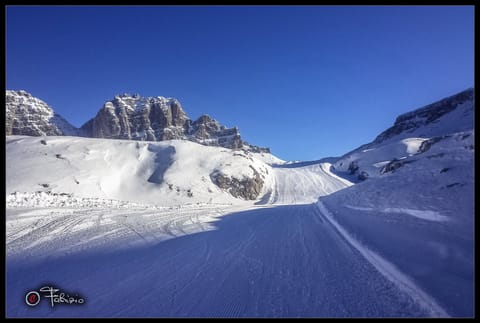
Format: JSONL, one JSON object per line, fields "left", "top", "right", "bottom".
{"left": 5, "top": 90, "right": 78, "bottom": 136}
{"left": 373, "top": 88, "right": 473, "bottom": 144}
{"left": 5, "top": 88, "right": 474, "bottom": 318}
{"left": 331, "top": 88, "right": 474, "bottom": 181}
{"left": 314, "top": 88, "right": 474, "bottom": 316}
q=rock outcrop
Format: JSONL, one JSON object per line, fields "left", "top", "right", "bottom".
{"left": 5, "top": 90, "right": 78, "bottom": 136}
{"left": 5, "top": 91, "right": 270, "bottom": 152}
{"left": 210, "top": 170, "right": 264, "bottom": 200}
{"left": 80, "top": 93, "right": 261, "bottom": 150}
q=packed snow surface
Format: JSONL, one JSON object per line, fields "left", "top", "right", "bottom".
{"left": 6, "top": 124, "right": 473, "bottom": 317}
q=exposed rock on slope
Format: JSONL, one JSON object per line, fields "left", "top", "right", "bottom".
{"left": 211, "top": 167, "right": 264, "bottom": 200}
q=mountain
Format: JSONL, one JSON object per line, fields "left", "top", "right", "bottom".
{"left": 5, "top": 88, "right": 474, "bottom": 317}
{"left": 314, "top": 88, "right": 474, "bottom": 316}
{"left": 331, "top": 88, "right": 474, "bottom": 181}
{"left": 80, "top": 93, "right": 269, "bottom": 152}
{"left": 373, "top": 88, "right": 473, "bottom": 145}
{"left": 5, "top": 90, "right": 78, "bottom": 136}
{"left": 5, "top": 91, "right": 270, "bottom": 152}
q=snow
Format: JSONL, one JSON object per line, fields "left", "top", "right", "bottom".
{"left": 5, "top": 135, "right": 274, "bottom": 207}
{"left": 344, "top": 205, "right": 449, "bottom": 222}
{"left": 316, "top": 201, "right": 449, "bottom": 317}
{"left": 383, "top": 208, "right": 449, "bottom": 222}
{"left": 251, "top": 152, "right": 286, "bottom": 165}
{"left": 113, "top": 93, "right": 178, "bottom": 112}
{"left": 375, "top": 92, "right": 473, "bottom": 145}
{"left": 6, "top": 130, "right": 473, "bottom": 317}
{"left": 5, "top": 89, "right": 474, "bottom": 317}
{"left": 7, "top": 202, "right": 438, "bottom": 317}
{"left": 402, "top": 138, "right": 426, "bottom": 155}
{"left": 332, "top": 137, "right": 429, "bottom": 180}
{"left": 268, "top": 162, "right": 352, "bottom": 205}
{"left": 317, "top": 130, "right": 473, "bottom": 317}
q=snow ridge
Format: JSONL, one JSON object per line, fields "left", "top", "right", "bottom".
{"left": 316, "top": 201, "right": 450, "bottom": 318}
{"left": 373, "top": 88, "right": 473, "bottom": 144}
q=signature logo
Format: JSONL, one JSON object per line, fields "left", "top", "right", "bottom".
{"left": 25, "top": 285, "right": 85, "bottom": 308}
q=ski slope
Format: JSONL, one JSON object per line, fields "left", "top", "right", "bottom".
{"left": 5, "top": 124, "right": 473, "bottom": 317}
{"left": 7, "top": 204, "right": 432, "bottom": 318}
{"left": 269, "top": 162, "right": 353, "bottom": 204}
{"left": 7, "top": 157, "right": 467, "bottom": 317}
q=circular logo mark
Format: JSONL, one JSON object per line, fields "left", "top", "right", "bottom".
{"left": 25, "top": 291, "right": 40, "bottom": 306}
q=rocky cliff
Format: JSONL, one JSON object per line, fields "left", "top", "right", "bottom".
{"left": 5, "top": 91, "right": 269, "bottom": 152}
{"left": 5, "top": 90, "right": 78, "bottom": 136}
{"left": 80, "top": 93, "right": 266, "bottom": 150}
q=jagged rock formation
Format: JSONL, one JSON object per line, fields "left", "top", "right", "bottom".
{"left": 5, "top": 91, "right": 270, "bottom": 152}
{"left": 5, "top": 90, "right": 78, "bottom": 136}
{"left": 80, "top": 93, "right": 266, "bottom": 151}
{"left": 80, "top": 94, "right": 190, "bottom": 142}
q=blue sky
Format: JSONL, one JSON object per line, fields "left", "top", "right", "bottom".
{"left": 6, "top": 5, "right": 474, "bottom": 161}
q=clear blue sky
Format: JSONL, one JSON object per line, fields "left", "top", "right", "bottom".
{"left": 6, "top": 5, "right": 474, "bottom": 161}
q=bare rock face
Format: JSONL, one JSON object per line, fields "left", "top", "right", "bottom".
{"left": 80, "top": 93, "right": 257, "bottom": 150}
{"left": 188, "top": 115, "right": 243, "bottom": 149}
{"left": 6, "top": 91, "right": 271, "bottom": 152}
{"left": 5, "top": 90, "right": 78, "bottom": 136}
{"left": 81, "top": 94, "right": 270, "bottom": 152}
{"left": 81, "top": 94, "right": 189, "bottom": 142}
{"left": 211, "top": 170, "right": 264, "bottom": 200}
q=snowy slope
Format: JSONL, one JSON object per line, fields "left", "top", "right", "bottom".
{"left": 7, "top": 204, "right": 440, "bottom": 318}
{"left": 315, "top": 131, "right": 474, "bottom": 317}
{"left": 268, "top": 162, "right": 353, "bottom": 205}
{"left": 5, "top": 88, "right": 474, "bottom": 318}
{"left": 332, "top": 87, "right": 474, "bottom": 181}
{"left": 6, "top": 135, "right": 275, "bottom": 207}
{"left": 373, "top": 88, "right": 473, "bottom": 144}
{"left": 312, "top": 88, "right": 475, "bottom": 317}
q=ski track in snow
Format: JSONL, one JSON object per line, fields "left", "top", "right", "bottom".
{"left": 7, "top": 204, "right": 430, "bottom": 317}
{"left": 271, "top": 162, "right": 352, "bottom": 205}
{"left": 316, "top": 201, "right": 449, "bottom": 318}
{"left": 5, "top": 160, "right": 459, "bottom": 317}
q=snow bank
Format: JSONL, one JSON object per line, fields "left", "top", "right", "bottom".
{"left": 316, "top": 201, "right": 449, "bottom": 317}
{"left": 316, "top": 130, "right": 474, "bottom": 317}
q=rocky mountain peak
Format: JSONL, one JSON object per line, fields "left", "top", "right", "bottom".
{"left": 5, "top": 90, "right": 271, "bottom": 152}
{"left": 79, "top": 93, "right": 268, "bottom": 151}
{"left": 5, "top": 90, "right": 78, "bottom": 136}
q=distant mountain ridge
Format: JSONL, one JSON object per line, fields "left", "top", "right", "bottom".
{"left": 373, "top": 88, "right": 474, "bottom": 144}
{"left": 5, "top": 90, "right": 270, "bottom": 152}
{"left": 331, "top": 87, "right": 474, "bottom": 182}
